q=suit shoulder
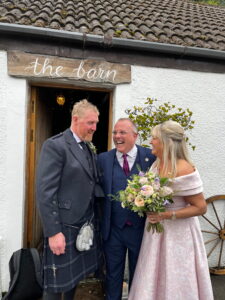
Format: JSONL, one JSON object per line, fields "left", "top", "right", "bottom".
{"left": 138, "top": 145, "right": 151, "bottom": 154}
{"left": 51, "top": 132, "right": 64, "bottom": 140}
{"left": 138, "top": 145, "right": 155, "bottom": 161}
{"left": 42, "top": 132, "right": 64, "bottom": 149}
{"left": 98, "top": 149, "right": 115, "bottom": 158}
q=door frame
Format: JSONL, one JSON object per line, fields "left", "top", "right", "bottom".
{"left": 23, "top": 83, "right": 113, "bottom": 247}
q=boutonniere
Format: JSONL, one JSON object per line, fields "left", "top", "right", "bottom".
{"left": 87, "top": 142, "right": 97, "bottom": 154}
{"left": 145, "top": 157, "right": 149, "bottom": 162}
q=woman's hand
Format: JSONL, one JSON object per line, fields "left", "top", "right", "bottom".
{"left": 147, "top": 212, "right": 163, "bottom": 224}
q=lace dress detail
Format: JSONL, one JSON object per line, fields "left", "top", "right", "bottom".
{"left": 128, "top": 169, "right": 214, "bottom": 300}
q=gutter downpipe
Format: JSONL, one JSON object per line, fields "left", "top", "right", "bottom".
{"left": 0, "top": 23, "right": 225, "bottom": 61}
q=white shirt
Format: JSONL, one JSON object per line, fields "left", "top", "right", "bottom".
{"left": 71, "top": 130, "right": 83, "bottom": 149}
{"left": 116, "top": 145, "right": 137, "bottom": 170}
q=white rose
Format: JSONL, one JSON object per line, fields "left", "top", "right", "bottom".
{"left": 127, "top": 194, "right": 134, "bottom": 202}
{"left": 153, "top": 182, "right": 160, "bottom": 190}
{"left": 160, "top": 186, "right": 173, "bottom": 197}
{"left": 139, "top": 177, "right": 148, "bottom": 184}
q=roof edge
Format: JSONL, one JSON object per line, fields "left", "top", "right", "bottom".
{"left": 0, "top": 23, "right": 225, "bottom": 61}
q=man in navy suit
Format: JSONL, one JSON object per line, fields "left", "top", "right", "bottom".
{"left": 98, "top": 118, "right": 155, "bottom": 300}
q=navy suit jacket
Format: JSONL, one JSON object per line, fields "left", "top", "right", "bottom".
{"left": 98, "top": 145, "right": 155, "bottom": 241}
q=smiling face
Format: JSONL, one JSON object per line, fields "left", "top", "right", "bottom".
{"left": 72, "top": 109, "right": 99, "bottom": 142}
{"left": 150, "top": 136, "right": 163, "bottom": 158}
{"left": 113, "top": 120, "right": 138, "bottom": 154}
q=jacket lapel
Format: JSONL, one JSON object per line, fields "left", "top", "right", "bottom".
{"left": 137, "top": 145, "right": 150, "bottom": 172}
{"left": 87, "top": 143, "right": 98, "bottom": 181}
{"left": 63, "top": 129, "right": 93, "bottom": 179}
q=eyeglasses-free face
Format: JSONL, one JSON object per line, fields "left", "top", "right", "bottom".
{"left": 72, "top": 109, "right": 99, "bottom": 142}
{"left": 150, "top": 136, "right": 163, "bottom": 158}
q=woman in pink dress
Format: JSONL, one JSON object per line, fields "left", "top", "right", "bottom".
{"left": 128, "top": 120, "right": 214, "bottom": 300}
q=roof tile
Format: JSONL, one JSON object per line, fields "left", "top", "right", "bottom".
{"left": 0, "top": 0, "right": 225, "bottom": 51}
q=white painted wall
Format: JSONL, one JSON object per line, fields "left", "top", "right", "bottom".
{"left": 0, "top": 50, "right": 225, "bottom": 291}
{"left": 0, "top": 51, "right": 27, "bottom": 291}
{"left": 114, "top": 65, "right": 225, "bottom": 198}
{"left": 114, "top": 65, "right": 225, "bottom": 269}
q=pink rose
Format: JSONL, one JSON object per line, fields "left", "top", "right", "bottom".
{"left": 140, "top": 185, "right": 154, "bottom": 197}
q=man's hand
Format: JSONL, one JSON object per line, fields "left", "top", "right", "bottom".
{"left": 49, "top": 232, "right": 66, "bottom": 255}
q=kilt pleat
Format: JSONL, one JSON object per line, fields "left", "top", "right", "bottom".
{"left": 43, "top": 222, "right": 103, "bottom": 293}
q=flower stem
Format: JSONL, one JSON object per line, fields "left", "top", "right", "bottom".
{"left": 146, "top": 222, "right": 164, "bottom": 233}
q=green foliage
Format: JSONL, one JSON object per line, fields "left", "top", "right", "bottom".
{"left": 192, "top": 0, "right": 225, "bottom": 6}
{"left": 115, "top": 30, "right": 122, "bottom": 37}
{"left": 125, "top": 97, "right": 196, "bottom": 150}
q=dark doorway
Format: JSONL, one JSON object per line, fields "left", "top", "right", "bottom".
{"left": 38, "top": 87, "right": 110, "bottom": 153}
{"left": 25, "top": 85, "right": 111, "bottom": 249}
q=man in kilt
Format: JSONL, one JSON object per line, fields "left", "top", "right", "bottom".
{"left": 36, "top": 99, "right": 104, "bottom": 300}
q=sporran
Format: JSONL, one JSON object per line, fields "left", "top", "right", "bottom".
{"left": 76, "top": 221, "right": 94, "bottom": 251}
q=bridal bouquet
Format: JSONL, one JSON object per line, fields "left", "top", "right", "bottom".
{"left": 118, "top": 170, "right": 174, "bottom": 233}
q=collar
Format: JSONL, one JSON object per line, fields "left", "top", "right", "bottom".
{"left": 116, "top": 144, "right": 137, "bottom": 158}
{"left": 70, "top": 129, "right": 82, "bottom": 143}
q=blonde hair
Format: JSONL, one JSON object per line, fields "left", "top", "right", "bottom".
{"left": 151, "top": 120, "right": 193, "bottom": 177}
{"left": 71, "top": 99, "right": 99, "bottom": 118}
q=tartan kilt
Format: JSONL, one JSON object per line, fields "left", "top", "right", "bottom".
{"left": 42, "top": 220, "right": 103, "bottom": 293}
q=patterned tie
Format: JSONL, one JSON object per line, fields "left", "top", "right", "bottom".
{"left": 122, "top": 154, "right": 130, "bottom": 176}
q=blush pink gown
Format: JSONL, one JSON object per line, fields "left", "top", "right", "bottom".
{"left": 128, "top": 169, "right": 214, "bottom": 300}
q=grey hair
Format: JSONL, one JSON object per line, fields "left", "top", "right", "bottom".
{"left": 71, "top": 99, "right": 99, "bottom": 117}
{"left": 117, "top": 118, "right": 138, "bottom": 134}
{"left": 151, "top": 120, "right": 193, "bottom": 177}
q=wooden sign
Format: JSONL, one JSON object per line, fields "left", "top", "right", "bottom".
{"left": 7, "top": 51, "right": 131, "bottom": 84}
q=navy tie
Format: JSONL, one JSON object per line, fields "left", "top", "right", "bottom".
{"left": 122, "top": 154, "right": 130, "bottom": 176}
{"left": 79, "top": 141, "right": 88, "bottom": 152}
{"left": 79, "top": 142, "right": 92, "bottom": 169}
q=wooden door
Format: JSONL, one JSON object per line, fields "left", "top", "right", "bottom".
{"left": 24, "top": 85, "right": 111, "bottom": 248}
{"left": 25, "top": 87, "right": 52, "bottom": 249}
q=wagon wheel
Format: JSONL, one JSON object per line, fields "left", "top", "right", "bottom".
{"left": 201, "top": 195, "right": 225, "bottom": 275}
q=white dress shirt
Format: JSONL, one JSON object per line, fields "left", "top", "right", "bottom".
{"left": 116, "top": 145, "right": 137, "bottom": 171}
{"left": 71, "top": 130, "right": 83, "bottom": 149}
